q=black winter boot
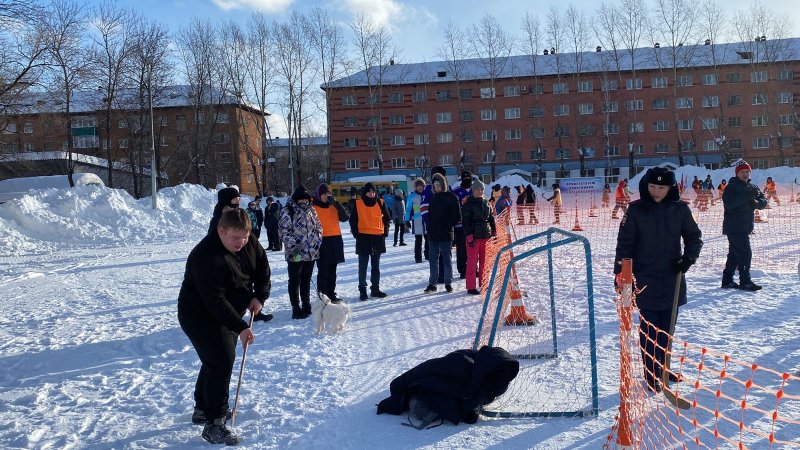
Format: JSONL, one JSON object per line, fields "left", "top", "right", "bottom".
{"left": 191, "top": 407, "right": 206, "bottom": 424}
{"left": 359, "top": 288, "right": 368, "bottom": 301}
{"left": 370, "top": 288, "right": 388, "bottom": 298}
{"left": 291, "top": 306, "right": 303, "bottom": 319}
{"left": 300, "top": 302, "right": 312, "bottom": 318}
{"left": 202, "top": 416, "right": 240, "bottom": 445}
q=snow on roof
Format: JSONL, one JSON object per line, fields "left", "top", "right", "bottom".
{"left": 267, "top": 136, "right": 329, "bottom": 147}
{"left": 2, "top": 151, "right": 166, "bottom": 177}
{"left": 324, "top": 38, "right": 800, "bottom": 89}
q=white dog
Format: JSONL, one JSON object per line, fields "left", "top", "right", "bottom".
{"left": 312, "top": 293, "right": 351, "bottom": 334}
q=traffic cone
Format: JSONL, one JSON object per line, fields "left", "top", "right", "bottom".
{"left": 504, "top": 274, "right": 537, "bottom": 326}
{"left": 588, "top": 195, "right": 598, "bottom": 217}
{"left": 571, "top": 201, "right": 584, "bottom": 232}
{"left": 754, "top": 209, "right": 766, "bottom": 223}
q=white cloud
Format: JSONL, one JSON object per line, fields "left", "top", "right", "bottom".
{"left": 341, "top": 0, "right": 436, "bottom": 32}
{"left": 210, "top": 0, "right": 294, "bottom": 13}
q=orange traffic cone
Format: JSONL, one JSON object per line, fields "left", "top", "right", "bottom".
{"left": 571, "top": 202, "right": 584, "bottom": 232}
{"left": 588, "top": 196, "right": 598, "bottom": 217}
{"left": 504, "top": 268, "right": 537, "bottom": 326}
{"left": 754, "top": 209, "right": 766, "bottom": 223}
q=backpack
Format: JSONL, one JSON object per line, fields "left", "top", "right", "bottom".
{"left": 402, "top": 394, "right": 443, "bottom": 430}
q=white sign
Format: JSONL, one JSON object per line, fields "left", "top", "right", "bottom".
{"left": 559, "top": 177, "right": 603, "bottom": 193}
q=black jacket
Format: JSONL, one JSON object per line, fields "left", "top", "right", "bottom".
{"left": 177, "top": 231, "right": 271, "bottom": 333}
{"left": 254, "top": 208, "right": 264, "bottom": 229}
{"left": 428, "top": 190, "right": 461, "bottom": 241}
{"left": 376, "top": 346, "right": 519, "bottom": 425}
{"left": 614, "top": 178, "right": 703, "bottom": 311}
{"left": 722, "top": 176, "right": 767, "bottom": 235}
{"left": 461, "top": 196, "right": 496, "bottom": 239}
{"left": 266, "top": 203, "right": 281, "bottom": 229}
{"left": 348, "top": 190, "right": 390, "bottom": 256}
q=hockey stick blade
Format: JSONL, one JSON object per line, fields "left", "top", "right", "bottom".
{"left": 662, "top": 385, "right": 691, "bottom": 410}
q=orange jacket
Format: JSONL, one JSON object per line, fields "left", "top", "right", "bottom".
{"left": 615, "top": 183, "right": 627, "bottom": 200}
{"left": 354, "top": 199, "right": 385, "bottom": 235}
{"left": 314, "top": 204, "right": 343, "bottom": 237}
{"left": 765, "top": 180, "right": 777, "bottom": 193}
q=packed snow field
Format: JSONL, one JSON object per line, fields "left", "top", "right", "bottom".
{"left": 0, "top": 168, "right": 798, "bottom": 449}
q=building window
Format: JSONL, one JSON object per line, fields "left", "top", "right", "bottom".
{"left": 24, "top": 143, "right": 35, "bottom": 151}
{"left": 579, "top": 81, "right": 593, "bottom": 92}
{"left": 651, "top": 76, "right": 667, "bottom": 88}
{"left": 601, "top": 79, "right": 618, "bottom": 91}
{"left": 506, "top": 151, "right": 522, "bottom": 162}
{"left": 653, "top": 120, "right": 669, "bottom": 132}
{"left": 529, "top": 84, "right": 544, "bottom": 94}
{"left": 626, "top": 100, "right": 643, "bottom": 111}
{"left": 752, "top": 93, "right": 767, "bottom": 105}
{"left": 439, "top": 154, "right": 454, "bottom": 165}
{"left": 728, "top": 116, "right": 742, "bottom": 127}
{"left": 73, "top": 136, "right": 99, "bottom": 149}
{"left": 677, "top": 119, "right": 693, "bottom": 131}
{"left": 459, "top": 88, "right": 472, "bottom": 100}
{"left": 529, "top": 106, "right": 544, "bottom": 118}
{"left": 626, "top": 78, "right": 642, "bottom": 90}
{"left": 504, "top": 108, "right": 520, "bottom": 119}
{"left": 777, "top": 70, "right": 793, "bottom": 81}
{"left": 437, "top": 132, "right": 453, "bottom": 143}
{"left": 702, "top": 96, "right": 719, "bottom": 107}
{"left": 215, "top": 112, "right": 229, "bottom": 123}
{"left": 777, "top": 92, "right": 792, "bottom": 104}
{"left": 750, "top": 71, "right": 768, "bottom": 82}
{"left": 577, "top": 125, "right": 594, "bottom": 136}
{"left": 196, "top": 113, "right": 205, "bottom": 125}
{"left": 367, "top": 137, "right": 379, "bottom": 147}
{"left": 23, "top": 123, "right": 33, "bottom": 134}
{"left": 215, "top": 133, "right": 230, "bottom": 144}
{"left": 119, "top": 138, "right": 128, "bottom": 148}
{"left": 482, "top": 152, "right": 494, "bottom": 163}
{"left": 414, "top": 156, "right": 427, "bottom": 167}
{"left": 553, "top": 104, "right": 569, "bottom": 117}
{"left": 480, "top": 109, "right": 497, "bottom": 121}
{"left": 552, "top": 82, "right": 568, "bottom": 94}
{"left": 752, "top": 136, "right": 769, "bottom": 149}
{"left": 753, "top": 159, "right": 768, "bottom": 169}
{"left": 603, "top": 123, "right": 620, "bottom": 135}
{"left": 480, "top": 87, "right": 495, "bottom": 98}
{"left": 345, "top": 159, "right": 360, "bottom": 169}
{"left": 529, "top": 127, "right": 545, "bottom": 138}
{"left": 460, "top": 110, "right": 473, "bottom": 122}
{"left": 388, "top": 92, "right": 402, "bottom": 103}
{"left": 389, "top": 114, "right": 405, "bottom": 125}
{"left": 436, "top": 112, "right": 452, "bottom": 123}
{"left": 702, "top": 118, "right": 719, "bottom": 129}
{"left": 726, "top": 72, "right": 741, "bottom": 83}
{"left": 578, "top": 103, "right": 594, "bottom": 115}
{"left": 342, "top": 94, "right": 357, "bottom": 105}
{"left": 436, "top": 90, "right": 450, "bottom": 101}
{"left": 654, "top": 143, "right": 670, "bottom": 153}
{"left": 343, "top": 117, "right": 358, "bottom": 127}
{"left": 676, "top": 97, "right": 693, "bottom": 109}
{"left": 555, "top": 148, "right": 570, "bottom": 159}
{"left": 602, "top": 101, "right": 619, "bottom": 113}
{"left": 751, "top": 115, "right": 768, "bottom": 127}
{"left": 462, "top": 131, "right": 473, "bottom": 142}
{"left": 1, "top": 123, "right": 15, "bottom": 134}
{"left": 391, "top": 157, "right": 406, "bottom": 168}
{"left": 604, "top": 146, "right": 620, "bottom": 157}
{"left": 676, "top": 75, "right": 693, "bottom": 87}
{"left": 628, "top": 122, "right": 644, "bottom": 133}
{"left": 729, "top": 139, "right": 742, "bottom": 149}
{"left": 701, "top": 74, "right": 718, "bottom": 85}
{"left": 728, "top": 95, "right": 742, "bottom": 106}
{"left": 780, "top": 137, "right": 794, "bottom": 148}
{"left": 504, "top": 85, "right": 520, "bottom": 97}
{"left": 365, "top": 116, "right": 379, "bottom": 127}
{"left": 505, "top": 129, "right": 521, "bottom": 140}
{"left": 414, "top": 134, "right": 430, "bottom": 145}
{"left": 368, "top": 158, "right": 380, "bottom": 169}
{"left": 413, "top": 113, "right": 428, "bottom": 124}
{"left": 651, "top": 98, "right": 668, "bottom": 110}
{"left": 118, "top": 119, "right": 128, "bottom": 128}
{"left": 390, "top": 136, "right": 405, "bottom": 146}
{"left": 412, "top": 91, "right": 426, "bottom": 102}
{"left": 160, "top": 136, "right": 168, "bottom": 147}
{"left": 555, "top": 126, "right": 570, "bottom": 137}
{"left": 481, "top": 130, "right": 497, "bottom": 141}
{"left": 703, "top": 140, "right": 720, "bottom": 151}
{"left": 344, "top": 138, "right": 359, "bottom": 148}
{"left": 176, "top": 114, "right": 186, "bottom": 131}
{"left": 779, "top": 114, "right": 794, "bottom": 125}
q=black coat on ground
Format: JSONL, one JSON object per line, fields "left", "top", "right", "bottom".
{"left": 177, "top": 231, "right": 271, "bottom": 333}
{"left": 614, "top": 177, "right": 703, "bottom": 311}
{"left": 376, "top": 346, "right": 519, "bottom": 425}
{"left": 461, "top": 196, "right": 496, "bottom": 239}
{"left": 348, "top": 185, "right": 391, "bottom": 256}
{"left": 722, "top": 176, "right": 767, "bottom": 235}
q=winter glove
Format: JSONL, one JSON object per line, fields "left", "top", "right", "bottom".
{"left": 673, "top": 256, "right": 695, "bottom": 273}
{"left": 466, "top": 235, "right": 475, "bottom": 247}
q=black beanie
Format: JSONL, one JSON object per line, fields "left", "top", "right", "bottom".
{"left": 646, "top": 167, "right": 676, "bottom": 186}
{"left": 432, "top": 166, "right": 447, "bottom": 177}
{"left": 217, "top": 187, "right": 240, "bottom": 206}
{"left": 291, "top": 185, "right": 312, "bottom": 202}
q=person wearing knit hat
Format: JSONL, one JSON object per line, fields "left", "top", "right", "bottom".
{"left": 349, "top": 181, "right": 391, "bottom": 300}
{"left": 391, "top": 188, "right": 407, "bottom": 247}
{"left": 461, "top": 178, "right": 495, "bottom": 295}
{"left": 423, "top": 172, "right": 461, "bottom": 293}
{"left": 721, "top": 160, "right": 767, "bottom": 291}
{"left": 279, "top": 185, "right": 323, "bottom": 319}
{"left": 451, "top": 171, "right": 474, "bottom": 279}
{"left": 495, "top": 186, "right": 513, "bottom": 216}
{"left": 614, "top": 165, "right": 703, "bottom": 393}
{"left": 207, "top": 187, "right": 241, "bottom": 235}
{"left": 405, "top": 178, "right": 428, "bottom": 263}
{"left": 312, "top": 182, "right": 349, "bottom": 304}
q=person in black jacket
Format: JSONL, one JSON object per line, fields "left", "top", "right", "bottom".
{"left": 208, "top": 187, "right": 240, "bottom": 235}
{"left": 348, "top": 182, "right": 391, "bottom": 300}
{"left": 721, "top": 160, "right": 768, "bottom": 291}
{"left": 253, "top": 195, "right": 264, "bottom": 239}
{"left": 178, "top": 208, "right": 270, "bottom": 445}
{"left": 424, "top": 173, "right": 461, "bottom": 293}
{"left": 614, "top": 167, "right": 702, "bottom": 393}
{"left": 462, "top": 179, "right": 496, "bottom": 295}
{"left": 265, "top": 197, "right": 282, "bottom": 251}
{"left": 312, "top": 183, "right": 349, "bottom": 303}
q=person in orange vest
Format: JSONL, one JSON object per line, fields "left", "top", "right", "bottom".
{"left": 763, "top": 176, "right": 781, "bottom": 206}
{"left": 611, "top": 180, "right": 629, "bottom": 219}
{"left": 349, "top": 182, "right": 391, "bottom": 300}
{"left": 717, "top": 179, "right": 727, "bottom": 203}
{"left": 312, "top": 183, "right": 349, "bottom": 304}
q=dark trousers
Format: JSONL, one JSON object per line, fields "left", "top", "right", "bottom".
{"left": 454, "top": 227, "right": 467, "bottom": 277}
{"left": 428, "top": 240, "right": 453, "bottom": 285}
{"left": 358, "top": 253, "right": 381, "bottom": 291}
{"left": 267, "top": 225, "right": 281, "bottom": 250}
{"left": 252, "top": 228, "right": 261, "bottom": 239}
{"left": 414, "top": 235, "right": 425, "bottom": 262}
{"left": 179, "top": 313, "right": 238, "bottom": 420}
{"left": 316, "top": 261, "right": 338, "bottom": 298}
{"left": 393, "top": 222, "right": 405, "bottom": 245}
{"left": 288, "top": 260, "right": 315, "bottom": 312}
{"left": 638, "top": 308, "right": 674, "bottom": 389}
{"left": 722, "top": 233, "right": 753, "bottom": 284}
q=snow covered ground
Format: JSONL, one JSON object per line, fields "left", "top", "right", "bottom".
{"left": 0, "top": 169, "right": 798, "bottom": 449}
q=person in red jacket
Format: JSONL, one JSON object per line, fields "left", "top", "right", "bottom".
{"left": 611, "top": 179, "right": 629, "bottom": 219}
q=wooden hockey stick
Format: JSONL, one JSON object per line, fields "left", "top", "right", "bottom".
{"left": 661, "top": 272, "right": 692, "bottom": 410}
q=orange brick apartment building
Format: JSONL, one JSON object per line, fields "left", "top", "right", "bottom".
{"left": 323, "top": 38, "right": 800, "bottom": 185}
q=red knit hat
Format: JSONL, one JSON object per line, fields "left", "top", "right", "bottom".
{"left": 735, "top": 161, "right": 752, "bottom": 176}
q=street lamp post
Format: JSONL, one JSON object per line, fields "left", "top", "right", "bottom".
{"left": 147, "top": 59, "right": 157, "bottom": 210}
